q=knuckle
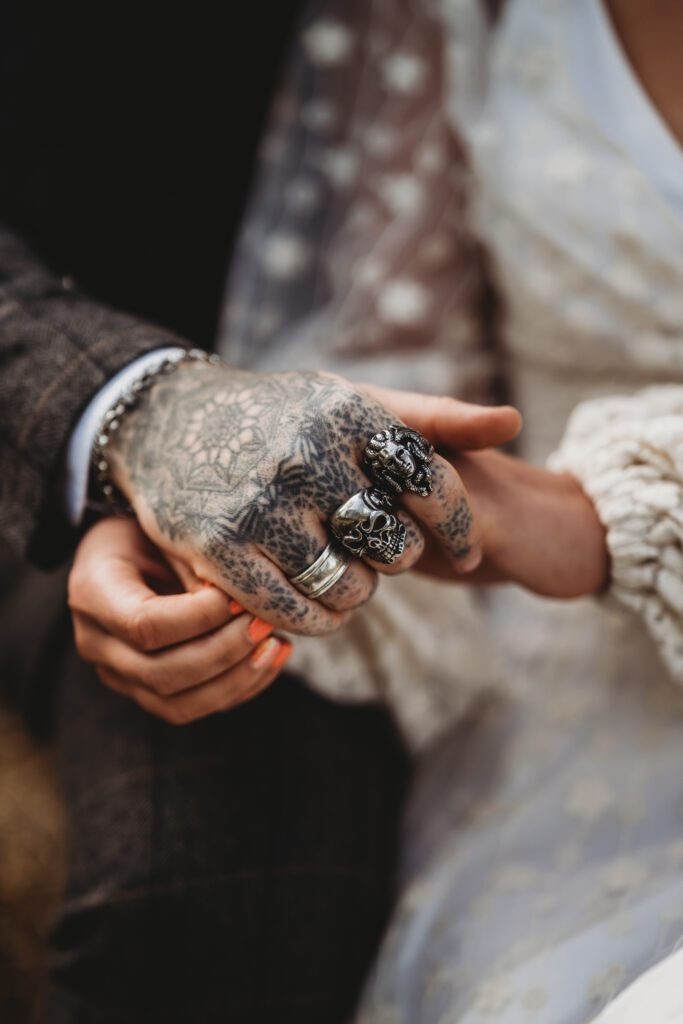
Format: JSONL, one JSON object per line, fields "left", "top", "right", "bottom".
{"left": 96, "top": 665, "right": 112, "bottom": 688}
{"left": 71, "top": 617, "right": 89, "bottom": 655}
{"left": 300, "top": 605, "right": 344, "bottom": 637}
{"left": 196, "top": 602, "right": 220, "bottom": 635}
{"left": 98, "top": 666, "right": 122, "bottom": 695}
{"left": 173, "top": 701, "right": 205, "bottom": 725}
{"left": 217, "top": 688, "right": 241, "bottom": 713}
{"left": 67, "top": 567, "right": 89, "bottom": 612}
{"left": 163, "top": 703, "right": 191, "bottom": 726}
{"left": 320, "top": 569, "right": 376, "bottom": 612}
{"left": 120, "top": 651, "right": 169, "bottom": 694}
{"left": 126, "top": 605, "right": 159, "bottom": 651}
{"left": 146, "top": 671, "right": 177, "bottom": 697}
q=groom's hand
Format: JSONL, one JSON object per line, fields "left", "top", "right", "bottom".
{"left": 107, "top": 363, "right": 512, "bottom": 635}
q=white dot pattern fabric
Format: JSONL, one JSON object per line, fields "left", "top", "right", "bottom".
{"left": 217, "top": 0, "right": 502, "bottom": 752}
{"left": 215, "top": 0, "right": 683, "bottom": 1019}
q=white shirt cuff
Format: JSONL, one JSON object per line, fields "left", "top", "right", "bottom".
{"left": 65, "top": 347, "right": 186, "bottom": 525}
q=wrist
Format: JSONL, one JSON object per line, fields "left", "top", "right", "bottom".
{"left": 507, "top": 469, "right": 608, "bottom": 598}
{"left": 93, "top": 349, "right": 221, "bottom": 511}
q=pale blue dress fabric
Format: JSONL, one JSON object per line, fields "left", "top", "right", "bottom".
{"left": 357, "top": 1, "right": 683, "bottom": 1020}
{"left": 216, "top": 0, "right": 683, "bottom": 1019}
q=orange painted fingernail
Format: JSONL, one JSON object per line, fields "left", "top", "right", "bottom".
{"left": 248, "top": 618, "right": 274, "bottom": 644}
{"left": 229, "top": 600, "right": 244, "bottom": 615}
{"left": 250, "top": 636, "right": 280, "bottom": 669}
{"left": 271, "top": 641, "right": 292, "bottom": 671}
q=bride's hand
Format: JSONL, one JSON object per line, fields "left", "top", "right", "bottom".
{"left": 418, "top": 449, "right": 609, "bottom": 598}
{"left": 68, "top": 517, "right": 292, "bottom": 724}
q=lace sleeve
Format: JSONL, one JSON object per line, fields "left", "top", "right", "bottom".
{"left": 550, "top": 386, "right": 683, "bottom": 682}
{"left": 216, "top": 0, "right": 498, "bottom": 404}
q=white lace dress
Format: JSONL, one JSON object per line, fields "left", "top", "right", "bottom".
{"left": 217, "top": 0, "right": 683, "bottom": 1019}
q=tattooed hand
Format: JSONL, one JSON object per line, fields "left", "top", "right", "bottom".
{"left": 108, "top": 362, "right": 518, "bottom": 635}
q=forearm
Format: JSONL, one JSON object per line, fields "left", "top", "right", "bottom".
{"left": 0, "top": 223, "right": 192, "bottom": 565}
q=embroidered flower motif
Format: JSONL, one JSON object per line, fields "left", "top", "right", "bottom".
{"left": 356, "top": 257, "right": 386, "bottom": 288}
{"left": 261, "top": 235, "right": 311, "bottom": 279}
{"left": 416, "top": 143, "right": 447, "bottom": 175}
{"left": 382, "top": 52, "right": 427, "bottom": 94}
{"left": 588, "top": 964, "right": 625, "bottom": 1005}
{"left": 509, "top": 45, "right": 553, "bottom": 88}
{"left": 565, "top": 778, "right": 615, "bottom": 824}
{"left": 377, "top": 279, "right": 430, "bottom": 325}
{"left": 544, "top": 148, "right": 591, "bottom": 184}
{"left": 376, "top": 174, "right": 425, "bottom": 215}
{"left": 364, "top": 125, "right": 399, "bottom": 158}
{"left": 302, "top": 20, "right": 354, "bottom": 65}
{"left": 474, "top": 975, "right": 514, "bottom": 1015}
{"left": 318, "top": 147, "right": 359, "bottom": 188}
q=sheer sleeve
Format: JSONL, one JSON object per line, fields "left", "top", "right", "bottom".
{"left": 214, "top": 0, "right": 502, "bottom": 752}
{"left": 551, "top": 386, "right": 683, "bottom": 683}
{"left": 216, "top": 0, "right": 499, "bottom": 404}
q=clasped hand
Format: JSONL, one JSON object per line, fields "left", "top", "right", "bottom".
{"left": 68, "top": 366, "right": 606, "bottom": 724}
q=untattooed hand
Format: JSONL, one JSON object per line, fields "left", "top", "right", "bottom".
{"left": 107, "top": 362, "right": 521, "bottom": 635}
{"left": 418, "top": 449, "right": 609, "bottom": 598}
{"left": 68, "top": 517, "right": 292, "bottom": 724}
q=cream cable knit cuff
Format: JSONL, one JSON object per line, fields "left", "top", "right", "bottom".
{"left": 550, "top": 385, "right": 683, "bottom": 683}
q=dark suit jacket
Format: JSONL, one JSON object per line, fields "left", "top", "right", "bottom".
{"left": 0, "top": 1, "right": 303, "bottom": 565}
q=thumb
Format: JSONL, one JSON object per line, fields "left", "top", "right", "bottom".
{"left": 165, "top": 554, "right": 212, "bottom": 594}
{"left": 357, "top": 383, "right": 522, "bottom": 451}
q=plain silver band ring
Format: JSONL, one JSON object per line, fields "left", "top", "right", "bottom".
{"left": 289, "top": 543, "right": 351, "bottom": 599}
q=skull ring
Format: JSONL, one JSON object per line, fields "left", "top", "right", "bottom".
{"left": 330, "top": 487, "right": 406, "bottom": 565}
{"left": 364, "top": 425, "right": 434, "bottom": 497}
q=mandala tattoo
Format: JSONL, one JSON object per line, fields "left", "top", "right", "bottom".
{"left": 109, "top": 363, "right": 475, "bottom": 627}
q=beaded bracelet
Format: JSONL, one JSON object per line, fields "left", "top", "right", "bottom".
{"left": 91, "top": 347, "right": 223, "bottom": 514}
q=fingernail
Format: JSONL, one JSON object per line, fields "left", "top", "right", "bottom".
{"left": 229, "top": 600, "right": 244, "bottom": 615}
{"left": 248, "top": 618, "right": 274, "bottom": 644}
{"left": 271, "top": 641, "right": 292, "bottom": 671}
{"left": 250, "top": 636, "right": 280, "bottom": 669}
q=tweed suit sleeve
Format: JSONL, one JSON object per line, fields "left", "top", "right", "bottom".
{"left": 0, "top": 225, "right": 192, "bottom": 567}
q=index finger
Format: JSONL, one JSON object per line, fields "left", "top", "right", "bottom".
{"left": 74, "top": 556, "right": 236, "bottom": 651}
{"left": 357, "top": 384, "right": 522, "bottom": 451}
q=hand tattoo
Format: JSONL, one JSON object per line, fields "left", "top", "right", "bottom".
{"left": 109, "top": 363, "right": 476, "bottom": 631}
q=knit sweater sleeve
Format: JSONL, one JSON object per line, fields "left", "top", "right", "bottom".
{"left": 550, "top": 385, "right": 683, "bottom": 680}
